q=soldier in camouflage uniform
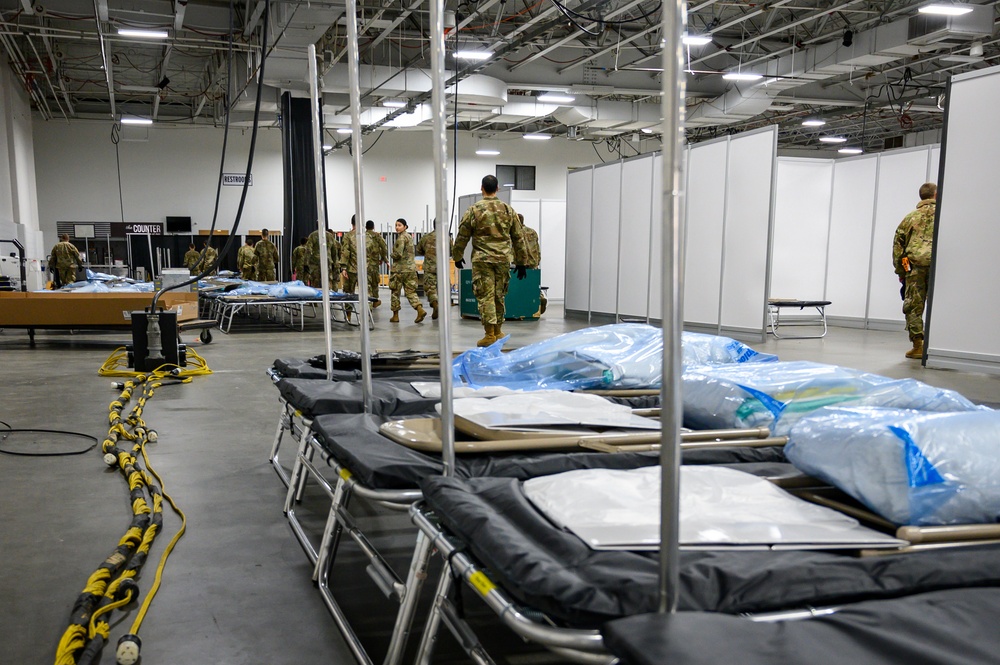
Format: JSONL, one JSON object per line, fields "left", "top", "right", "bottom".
{"left": 306, "top": 228, "right": 340, "bottom": 289}
{"left": 516, "top": 213, "right": 546, "bottom": 316}
{"left": 291, "top": 236, "right": 309, "bottom": 282}
{"left": 415, "top": 220, "right": 452, "bottom": 320}
{"left": 893, "top": 182, "right": 936, "bottom": 360}
{"left": 340, "top": 217, "right": 359, "bottom": 321}
{"left": 50, "top": 234, "right": 80, "bottom": 287}
{"left": 365, "top": 220, "right": 388, "bottom": 307}
{"left": 255, "top": 228, "right": 280, "bottom": 281}
{"left": 183, "top": 243, "right": 201, "bottom": 276}
{"left": 237, "top": 237, "right": 257, "bottom": 280}
{"left": 195, "top": 240, "right": 218, "bottom": 276}
{"left": 388, "top": 219, "right": 426, "bottom": 323}
{"left": 452, "top": 175, "right": 528, "bottom": 347}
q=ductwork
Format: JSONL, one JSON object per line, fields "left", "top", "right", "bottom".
{"left": 553, "top": 99, "right": 660, "bottom": 133}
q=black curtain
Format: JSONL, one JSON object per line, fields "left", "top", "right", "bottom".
{"left": 280, "top": 93, "right": 328, "bottom": 282}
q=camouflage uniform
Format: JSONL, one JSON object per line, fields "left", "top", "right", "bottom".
{"left": 365, "top": 229, "right": 388, "bottom": 301}
{"left": 893, "top": 198, "right": 935, "bottom": 342}
{"left": 519, "top": 222, "right": 546, "bottom": 314}
{"left": 340, "top": 231, "right": 358, "bottom": 294}
{"left": 291, "top": 243, "right": 308, "bottom": 282}
{"left": 237, "top": 244, "right": 257, "bottom": 280}
{"left": 183, "top": 249, "right": 201, "bottom": 276}
{"left": 306, "top": 230, "right": 340, "bottom": 289}
{"left": 415, "top": 229, "right": 452, "bottom": 307}
{"left": 452, "top": 196, "right": 527, "bottom": 325}
{"left": 255, "top": 237, "right": 279, "bottom": 281}
{"left": 195, "top": 246, "right": 218, "bottom": 276}
{"left": 51, "top": 240, "right": 80, "bottom": 286}
{"left": 390, "top": 232, "right": 422, "bottom": 311}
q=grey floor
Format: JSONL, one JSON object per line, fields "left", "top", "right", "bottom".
{"left": 1, "top": 300, "right": 998, "bottom": 665}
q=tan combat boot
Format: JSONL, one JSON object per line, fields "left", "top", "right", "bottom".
{"left": 373, "top": 299, "right": 381, "bottom": 308}
{"left": 476, "top": 323, "right": 497, "bottom": 347}
{"left": 905, "top": 337, "right": 924, "bottom": 359}
{"left": 431, "top": 302, "right": 439, "bottom": 320}
{"left": 345, "top": 306, "right": 353, "bottom": 323}
{"left": 494, "top": 321, "right": 504, "bottom": 339}
{"left": 389, "top": 310, "right": 400, "bottom": 323}
{"left": 414, "top": 305, "right": 427, "bottom": 323}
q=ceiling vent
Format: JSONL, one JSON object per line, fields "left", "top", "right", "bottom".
{"left": 907, "top": 5, "right": 993, "bottom": 46}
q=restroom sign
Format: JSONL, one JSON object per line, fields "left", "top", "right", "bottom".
{"left": 223, "top": 173, "right": 253, "bottom": 186}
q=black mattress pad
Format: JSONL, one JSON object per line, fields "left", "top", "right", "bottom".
{"left": 276, "top": 377, "right": 440, "bottom": 417}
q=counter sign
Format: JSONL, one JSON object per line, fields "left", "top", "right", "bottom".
{"left": 223, "top": 173, "right": 253, "bottom": 186}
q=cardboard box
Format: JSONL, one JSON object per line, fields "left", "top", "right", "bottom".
{"left": 0, "top": 291, "right": 198, "bottom": 327}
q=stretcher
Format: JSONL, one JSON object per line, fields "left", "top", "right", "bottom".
{"left": 767, "top": 299, "right": 831, "bottom": 339}
{"left": 200, "top": 292, "right": 373, "bottom": 333}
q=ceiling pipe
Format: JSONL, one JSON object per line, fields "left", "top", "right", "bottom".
{"left": 36, "top": 15, "right": 75, "bottom": 117}
{"left": 152, "top": 44, "right": 173, "bottom": 120}
{"left": 92, "top": 0, "right": 115, "bottom": 118}
{"left": 0, "top": 32, "right": 50, "bottom": 120}
{"left": 23, "top": 31, "right": 68, "bottom": 120}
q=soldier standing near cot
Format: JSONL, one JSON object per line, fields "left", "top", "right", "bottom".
{"left": 183, "top": 242, "right": 201, "bottom": 276}
{"left": 516, "top": 213, "right": 546, "bottom": 316}
{"left": 893, "top": 182, "right": 937, "bottom": 360}
{"left": 415, "top": 219, "right": 452, "bottom": 320}
{"left": 291, "top": 236, "right": 309, "bottom": 282}
{"left": 50, "top": 234, "right": 80, "bottom": 287}
{"left": 237, "top": 236, "right": 257, "bottom": 280}
{"left": 340, "top": 216, "right": 359, "bottom": 321}
{"left": 255, "top": 228, "right": 279, "bottom": 281}
{"left": 389, "top": 218, "right": 427, "bottom": 323}
{"left": 306, "top": 228, "right": 339, "bottom": 290}
{"left": 196, "top": 239, "right": 218, "bottom": 276}
{"left": 365, "top": 220, "right": 388, "bottom": 307}
{"left": 452, "top": 174, "right": 528, "bottom": 347}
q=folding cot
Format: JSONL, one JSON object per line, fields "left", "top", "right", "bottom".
{"left": 201, "top": 291, "right": 373, "bottom": 333}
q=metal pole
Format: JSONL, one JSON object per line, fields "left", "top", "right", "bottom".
{"left": 308, "top": 44, "right": 336, "bottom": 382}
{"left": 658, "top": 0, "right": 686, "bottom": 614}
{"left": 345, "top": 0, "right": 374, "bottom": 410}
{"left": 429, "top": 0, "right": 455, "bottom": 477}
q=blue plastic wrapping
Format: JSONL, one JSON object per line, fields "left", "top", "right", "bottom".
{"left": 266, "top": 281, "right": 322, "bottom": 299}
{"left": 682, "top": 360, "right": 984, "bottom": 435}
{"left": 786, "top": 406, "right": 1000, "bottom": 525}
{"left": 452, "top": 324, "right": 777, "bottom": 391}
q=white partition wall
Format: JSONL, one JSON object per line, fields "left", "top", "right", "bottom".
{"left": 824, "top": 155, "right": 878, "bottom": 322}
{"left": 648, "top": 154, "right": 664, "bottom": 321}
{"left": 926, "top": 65, "right": 1000, "bottom": 373}
{"left": 539, "top": 200, "right": 567, "bottom": 301}
{"left": 683, "top": 139, "right": 728, "bottom": 328}
{"left": 770, "top": 158, "right": 834, "bottom": 303}
{"left": 564, "top": 168, "right": 593, "bottom": 313}
{"left": 617, "top": 154, "right": 655, "bottom": 318}
{"left": 589, "top": 162, "right": 622, "bottom": 315}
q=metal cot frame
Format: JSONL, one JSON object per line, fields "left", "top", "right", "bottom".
{"left": 203, "top": 293, "right": 372, "bottom": 333}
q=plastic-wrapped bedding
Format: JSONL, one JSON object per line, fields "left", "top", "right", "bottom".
{"left": 682, "top": 360, "right": 983, "bottom": 435}
{"left": 275, "top": 377, "right": 440, "bottom": 417}
{"left": 786, "top": 407, "right": 1000, "bottom": 526}
{"left": 310, "top": 413, "right": 788, "bottom": 491}
{"left": 603, "top": 586, "right": 1000, "bottom": 665}
{"left": 419, "top": 474, "right": 1000, "bottom": 628}
{"left": 453, "top": 324, "right": 777, "bottom": 391}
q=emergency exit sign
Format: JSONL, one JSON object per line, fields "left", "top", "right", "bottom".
{"left": 223, "top": 173, "right": 253, "bottom": 186}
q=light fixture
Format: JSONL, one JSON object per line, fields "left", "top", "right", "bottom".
{"left": 117, "top": 28, "right": 169, "bottom": 39}
{"left": 940, "top": 54, "right": 983, "bottom": 63}
{"left": 120, "top": 116, "right": 153, "bottom": 125}
{"left": 522, "top": 133, "right": 552, "bottom": 140}
{"left": 381, "top": 99, "right": 407, "bottom": 108}
{"left": 722, "top": 72, "right": 764, "bottom": 81}
{"left": 475, "top": 148, "right": 501, "bottom": 156}
{"left": 641, "top": 127, "right": 655, "bottom": 134}
{"left": 682, "top": 34, "right": 713, "bottom": 46}
{"left": 537, "top": 93, "right": 576, "bottom": 104}
{"left": 819, "top": 136, "right": 848, "bottom": 143}
{"left": 454, "top": 50, "right": 491, "bottom": 60}
{"left": 838, "top": 147, "right": 864, "bottom": 154}
{"left": 322, "top": 144, "right": 332, "bottom": 150}
{"left": 918, "top": 2, "right": 974, "bottom": 14}
{"left": 802, "top": 119, "right": 827, "bottom": 126}
{"left": 336, "top": 128, "right": 352, "bottom": 134}
{"left": 970, "top": 41, "right": 984, "bottom": 58}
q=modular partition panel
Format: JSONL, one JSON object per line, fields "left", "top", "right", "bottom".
{"left": 648, "top": 154, "right": 664, "bottom": 322}
{"left": 682, "top": 139, "right": 728, "bottom": 329}
{"left": 926, "top": 64, "right": 1000, "bottom": 374}
{"left": 539, "top": 200, "right": 567, "bottom": 301}
{"left": 824, "top": 155, "right": 878, "bottom": 324}
{"left": 617, "top": 154, "right": 655, "bottom": 319}
{"left": 564, "top": 167, "right": 594, "bottom": 314}
{"left": 590, "top": 162, "right": 623, "bottom": 316}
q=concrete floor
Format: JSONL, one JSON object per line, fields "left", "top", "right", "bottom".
{"left": 1, "top": 301, "right": 998, "bottom": 664}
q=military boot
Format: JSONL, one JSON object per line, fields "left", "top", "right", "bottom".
{"left": 345, "top": 306, "right": 353, "bottom": 323}
{"left": 476, "top": 323, "right": 497, "bottom": 348}
{"left": 414, "top": 305, "right": 427, "bottom": 323}
{"left": 389, "top": 310, "right": 400, "bottom": 323}
{"left": 431, "top": 302, "right": 439, "bottom": 320}
{"left": 373, "top": 299, "right": 382, "bottom": 309}
{"left": 494, "top": 321, "right": 504, "bottom": 339}
{"left": 905, "top": 337, "right": 924, "bottom": 359}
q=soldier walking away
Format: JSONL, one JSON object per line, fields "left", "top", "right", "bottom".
{"left": 415, "top": 219, "right": 452, "bottom": 320}
{"left": 516, "top": 213, "right": 546, "bottom": 316}
{"left": 50, "top": 234, "right": 80, "bottom": 287}
{"left": 255, "top": 228, "right": 280, "bottom": 281}
{"left": 893, "top": 182, "right": 937, "bottom": 360}
{"left": 365, "top": 220, "right": 389, "bottom": 308}
{"left": 237, "top": 236, "right": 257, "bottom": 280}
{"left": 291, "top": 236, "right": 309, "bottom": 282}
{"left": 389, "top": 218, "right": 426, "bottom": 323}
{"left": 452, "top": 174, "right": 529, "bottom": 347}
{"left": 340, "top": 216, "right": 359, "bottom": 321}
{"left": 183, "top": 242, "right": 201, "bottom": 276}
{"left": 306, "top": 228, "right": 340, "bottom": 290}
{"left": 196, "top": 240, "right": 218, "bottom": 276}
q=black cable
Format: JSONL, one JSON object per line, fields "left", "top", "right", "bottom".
{"left": 361, "top": 130, "right": 384, "bottom": 155}
{"left": 0, "top": 429, "right": 98, "bottom": 456}
{"left": 550, "top": 0, "right": 662, "bottom": 34}
{"left": 111, "top": 123, "right": 125, "bottom": 224}
{"left": 591, "top": 142, "right": 607, "bottom": 163}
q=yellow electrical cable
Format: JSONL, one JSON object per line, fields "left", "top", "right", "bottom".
{"left": 87, "top": 590, "right": 135, "bottom": 639}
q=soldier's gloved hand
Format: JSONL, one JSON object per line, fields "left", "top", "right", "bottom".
{"left": 515, "top": 265, "right": 527, "bottom": 280}
{"left": 454, "top": 259, "right": 465, "bottom": 269}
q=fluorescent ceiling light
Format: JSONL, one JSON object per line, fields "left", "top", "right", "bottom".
{"left": 819, "top": 136, "right": 848, "bottom": 143}
{"left": 336, "top": 128, "right": 352, "bottom": 134}
{"left": 722, "top": 72, "right": 763, "bottom": 81}
{"left": 475, "top": 149, "right": 501, "bottom": 156}
{"left": 382, "top": 99, "right": 407, "bottom": 108}
{"left": 454, "top": 50, "right": 491, "bottom": 60}
{"left": 918, "top": 3, "right": 974, "bottom": 14}
{"left": 940, "top": 54, "right": 983, "bottom": 63}
{"left": 322, "top": 144, "right": 332, "bottom": 150}
{"left": 641, "top": 128, "right": 655, "bottom": 134}
{"left": 117, "top": 28, "right": 169, "bottom": 39}
{"left": 537, "top": 93, "right": 576, "bottom": 104}
{"left": 523, "top": 133, "right": 552, "bottom": 140}
{"left": 120, "top": 116, "right": 153, "bottom": 125}
{"left": 682, "top": 34, "right": 713, "bottom": 46}
{"left": 838, "top": 147, "right": 864, "bottom": 154}
{"left": 802, "top": 119, "right": 826, "bottom": 126}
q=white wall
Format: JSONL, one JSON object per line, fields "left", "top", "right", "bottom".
{"left": 1, "top": 53, "right": 41, "bottom": 259}
{"left": 771, "top": 158, "right": 833, "bottom": 302}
